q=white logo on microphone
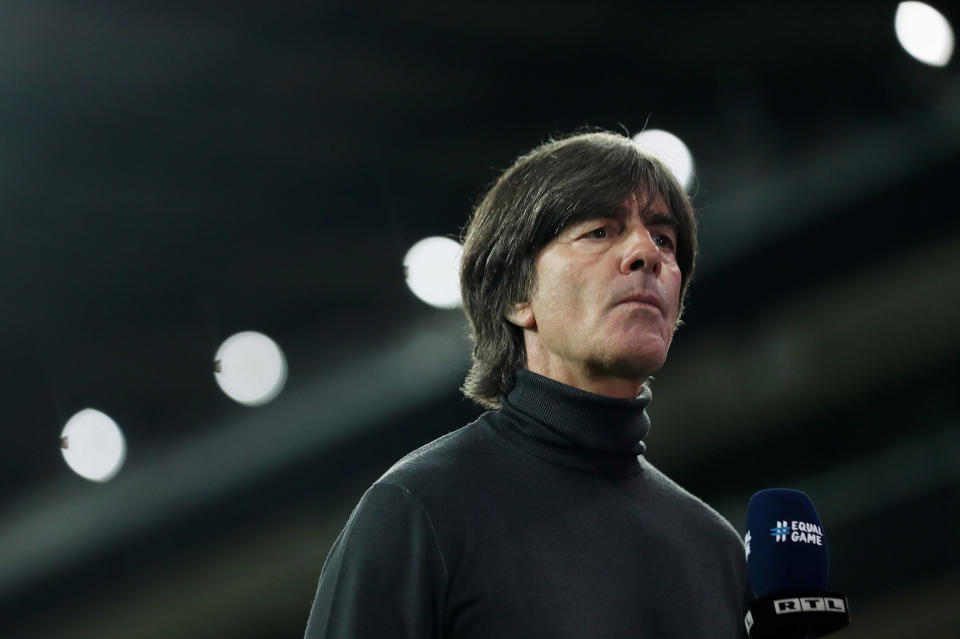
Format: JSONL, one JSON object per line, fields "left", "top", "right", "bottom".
{"left": 773, "top": 597, "right": 847, "bottom": 614}
{"left": 770, "top": 520, "right": 823, "bottom": 545}
{"left": 771, "top": 521, "right": 790, "bottom": 542}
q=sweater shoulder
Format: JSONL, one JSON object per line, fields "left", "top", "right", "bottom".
{"left": 374, "top": 411, "right": 501, "bottom": 496}
{"left": 640, "top": 458, "right": 744, "bottom": 546}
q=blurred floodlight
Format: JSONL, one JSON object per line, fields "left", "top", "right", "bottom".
{"left": 403, "top": 236, "right": 463, "bottom": 309}
{"left": 214, "top": 331, "right": 287, "bottom": 405}
{"left": 895, "top": 2, "right": 954, "bottom": 67}
{"left": 60, "top": 409, "right": 126, "bottom": 482}
{"left": 632, "top": 129, "right": 695, "bottom": 190}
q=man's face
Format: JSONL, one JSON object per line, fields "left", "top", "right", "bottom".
{"left": 511, "top": 190, "right": 683, "bottom": 394}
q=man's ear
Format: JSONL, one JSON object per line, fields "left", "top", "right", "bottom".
{"left": 506, "top": 301, "right": 536, "bottom": 328}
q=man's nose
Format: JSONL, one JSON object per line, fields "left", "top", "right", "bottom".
{"left": 619, "top": 228, "right": 662, "bottom": 276}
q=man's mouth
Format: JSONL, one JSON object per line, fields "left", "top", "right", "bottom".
{"left": 618, "top": 292, "right": 663, "bottom": 314}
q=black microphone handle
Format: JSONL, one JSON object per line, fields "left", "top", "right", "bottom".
{"left": 744, "top": 591, "right": 850, "bottom": 639}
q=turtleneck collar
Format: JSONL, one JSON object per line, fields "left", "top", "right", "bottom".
{"left": 494, "top": 368, "right": 652, "bottom": 478}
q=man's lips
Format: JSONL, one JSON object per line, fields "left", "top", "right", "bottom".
{"left": 616, "top": 292, "right": 664, "bottom": 314}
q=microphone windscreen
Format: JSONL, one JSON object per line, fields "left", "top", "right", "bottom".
{"left": 745, "top": 488, "right": 830, "bottom": 597}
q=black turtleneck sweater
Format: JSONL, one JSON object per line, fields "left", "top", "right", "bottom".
{"left": 304, "top": 369, "right": 748, "bottom": 638}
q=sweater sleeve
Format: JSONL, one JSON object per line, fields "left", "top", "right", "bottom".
{"left": 303, "top": 481, "right": 448, "bottom": 639}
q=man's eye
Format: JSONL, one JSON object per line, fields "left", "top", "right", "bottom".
{"left": 586, "top": 227, "right": 608, "bottom": 240}
{"left": 654, "top": 233, "right": 675, "bottom": 249}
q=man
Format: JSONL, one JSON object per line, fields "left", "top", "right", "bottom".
{"left": 304, "top": 131, "right": 748, "bottom": 638}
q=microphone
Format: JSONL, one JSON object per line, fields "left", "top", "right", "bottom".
{"left": 743, "top": 488, "right": 851, "bottom": 639}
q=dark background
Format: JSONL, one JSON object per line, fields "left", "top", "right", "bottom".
{"left": 1, "top": 2, "right": 958, "bottom": 637}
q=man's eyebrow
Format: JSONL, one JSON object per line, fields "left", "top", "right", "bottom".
{"left": 642, "top": 211, "right": 679, "bottom": 229}
{"left": 564, "top": 209, "right": 622, "bottom": 228}
{"left": 563, "top": 208, "right": 679, "bottom": 232}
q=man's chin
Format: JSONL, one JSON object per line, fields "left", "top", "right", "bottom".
{"left": 593, "top": 347, "right": 669, "bottom": 382}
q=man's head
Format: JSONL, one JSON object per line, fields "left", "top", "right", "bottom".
{"left": 459, "top": 131, "right": 697, "bottom": 409}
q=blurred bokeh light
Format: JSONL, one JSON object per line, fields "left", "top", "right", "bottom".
{"left": 403, "top": 236, "right": 463, "bottom": 309}
{"left": 214, "top": 331, "right": 288, "bottom": 406}
{"left": 60, "top": 409, "right": 126, "bottom": 482}
{"left": 895, "top": 2, "right": 954, "bottom": 67}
